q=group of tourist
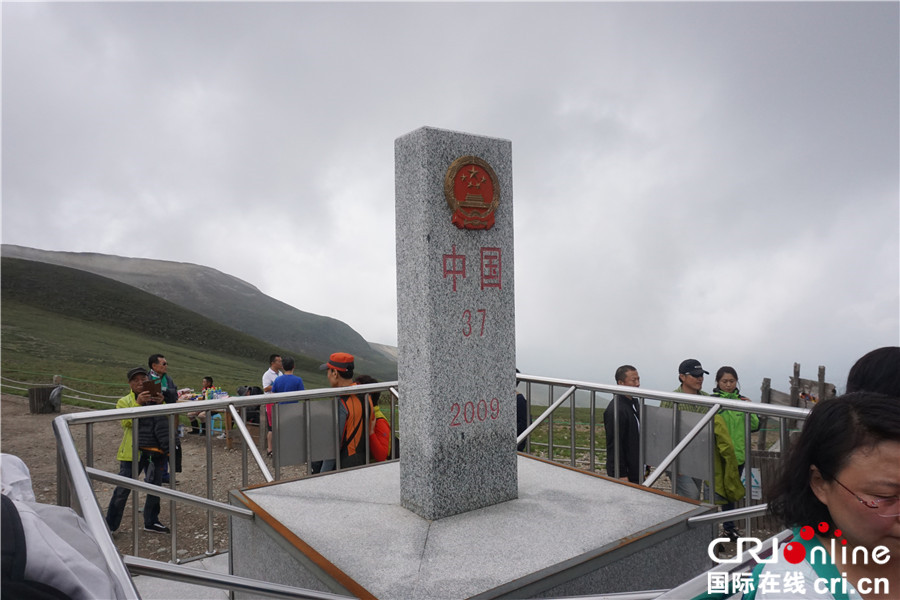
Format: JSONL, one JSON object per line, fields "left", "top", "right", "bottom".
{"left": 103, "top": 350, "right": 395, "bottom": 537}
{"left": 601, "top": 348, "right": 899, "bottom": 600}
{"left": 602, "top": 351, "right": 900, "bottom": 548}
{"left": 97, "top": 347, "right": 897, "bottom": 600}
{"left": 262, "top": 352, "right": 393, "bottom": 470}
{"left": 603, "top": 359, "right": 755, "bottom": 496}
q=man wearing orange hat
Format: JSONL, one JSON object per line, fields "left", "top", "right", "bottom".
{"left": 317, "top": 352, "right": 371, "bottom": 473}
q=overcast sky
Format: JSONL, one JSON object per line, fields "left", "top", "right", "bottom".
{"left": 3, "top": 1, "right": 898, "bottom": 397}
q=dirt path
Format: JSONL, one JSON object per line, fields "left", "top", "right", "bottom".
{"left": 1, "top": 393, "right": 304, "bottom": 562}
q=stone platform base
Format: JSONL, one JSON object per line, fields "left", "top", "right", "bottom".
{"left": 229, "top": 455, "right": 715, "bottom": 599}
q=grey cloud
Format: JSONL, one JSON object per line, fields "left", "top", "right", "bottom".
{"left": 3, "top": 1, "right": 897, "bottom": 394}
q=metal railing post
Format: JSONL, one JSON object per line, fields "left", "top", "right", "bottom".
{"left": 206, "top": 412, "right": 215, "bottom": 556}
{"left": 273, "top": 402, "right": 281, "bottom": 480}
{"left": 547, "top": 385, "right": 555, "bottom": 461}
{"left": 169, "top": 413, "right": 178, "bottom": 562}
{"left": 638, "top": 397, "right": 646, "bottom": 485}
{"left": 569, "top": 389, "right": 576, "bottom": 466}
{"left": 57, "top": 446, "right": 72, "bottom": 507}
{"left": 525, "top": 380, "right": 531, "bottom": 453}
{"left": 132, "top": 415, "right": 141, "bottom": 556}
{"left": 333, "top": 396, "right": 342, "bottom": 471}
{"left": 612, "top": 391, "right": 620, "bottom": 479}
{"left": 670, "top": 402, "right": 680, "bottom": 492}
{"left": 240, "top": 406, "right": 249, "bottom": 488}
{"left": 589, "top": 390, "right": 596, "bottom": 472}
{"left": 305, "top": 399, "right": 313, "bottom": 475}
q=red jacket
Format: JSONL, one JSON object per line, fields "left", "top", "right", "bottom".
{"left": 369, "top": 417, "right": 391, "bottom": 462}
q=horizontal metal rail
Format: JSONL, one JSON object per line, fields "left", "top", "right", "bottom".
{"left": 515, "top": 373, "right": 810, "bottom": 420}
{"left": 85, "top": 467, "right": 254, "bottom": 519}
{"left": 60, "top": 383, "right": 399, "bottom": 425}
{"left": 124, "top": 556, "right": 354, "bottom": 600}
{"left": 687, "top": 503, "right": 769, "bottom": 526}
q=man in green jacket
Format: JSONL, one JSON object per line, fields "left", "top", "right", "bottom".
{"left": 104, "top": 367, "right": 170, "bottom": 534}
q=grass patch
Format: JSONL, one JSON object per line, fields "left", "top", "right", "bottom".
{"left": 1, "top": 301, "right": 330, "bottom": 403}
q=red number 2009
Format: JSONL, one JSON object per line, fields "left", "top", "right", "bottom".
{"left": 450, "top": 398, "right": 500, "bottom": 427}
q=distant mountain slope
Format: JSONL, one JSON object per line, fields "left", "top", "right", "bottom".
{"left": 2, "top": 245, "right": 397, "bottom": 379}
{"left": 1, "top": 257, "right": 302, "bottom": 365}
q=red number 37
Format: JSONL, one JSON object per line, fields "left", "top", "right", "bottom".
{"left": 462, "top": 309, "right": 486, "bottom": 337}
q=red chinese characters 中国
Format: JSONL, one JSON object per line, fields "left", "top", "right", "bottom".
{"left": 442, "top": 246, "right": 503, "bottom": 292}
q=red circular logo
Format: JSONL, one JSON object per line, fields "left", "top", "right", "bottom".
{"left": 783, "top": 542, "right": 806, "bottom": 564}
{"left": 444, "top": 156, "right": 500, "bottom": 230}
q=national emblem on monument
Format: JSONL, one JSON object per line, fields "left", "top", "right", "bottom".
{"left": 444, "top": 155, "right": 500, "bottom": 230}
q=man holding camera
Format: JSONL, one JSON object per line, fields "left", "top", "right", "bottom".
{"left": 104, "top": 366, "right": 171, "bottom": 534}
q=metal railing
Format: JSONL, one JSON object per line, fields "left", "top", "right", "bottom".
{"left": 53, "top": 383, "right": 397, "bottom": 599}
{"left": 51, "top": 373, "right": 810, "bottom": 598}
{"left": 515, "top": 373, "right": 810, "bottom": 533}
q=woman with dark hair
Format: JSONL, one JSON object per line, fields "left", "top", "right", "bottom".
{"left": 759, "top": 392, "right": 900, "bottom": 598}
{"left": 712, "top": 366, "right": 760, "bottom": 541}
{"left": 846, "top": 347, "right": 900, "bottom": 395}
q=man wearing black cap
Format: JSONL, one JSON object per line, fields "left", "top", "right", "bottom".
{"left": 318, "top": 352, "right": 370, "bottom": 473}
{"left": 661, "top": 359, "right": 711, "bottom": 499}
{"left": 672, "top": 359, "right": 711, "bottom": 407}
{"left": 105, "top": 367, "right": 170, "bottom": 534}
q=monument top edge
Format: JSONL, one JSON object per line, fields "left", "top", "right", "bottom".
{"left": 396, "top": 126, "right": 512, "bottom": 144}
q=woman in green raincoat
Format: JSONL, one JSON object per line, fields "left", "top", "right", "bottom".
{"left": 713, "top": 366, "right": 760, "bottom": 540}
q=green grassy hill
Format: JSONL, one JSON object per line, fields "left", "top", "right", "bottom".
{"left": 1, "top": 258, "right": 331, "bottom": 403}
{"left": 1, "top": 245, "right": 398, "bottom": 380}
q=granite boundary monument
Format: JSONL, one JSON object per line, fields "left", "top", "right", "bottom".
{"left": 395, "top": 126, "right": 517, "bottom": 520}
{"left": 229, "top": 127, "right": 716, "bottom": 599}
